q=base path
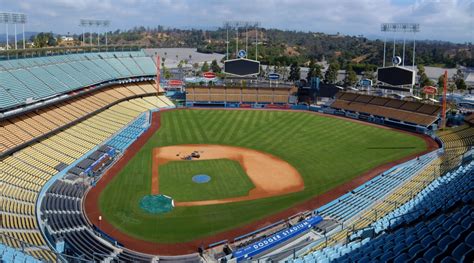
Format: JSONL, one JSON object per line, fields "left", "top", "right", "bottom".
{"left": 84, "top": 109, "right": 439, "bottom": 255}
{"left": 151, "top": 144, "right": 304, "bottom": 206}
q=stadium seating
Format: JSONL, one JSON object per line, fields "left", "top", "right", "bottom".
{"left": 316, "top": 151, "right": 438, "bottom": 222}
{"left": 186, "top": 85, "right": 294, "bottom": 104}
{"left": 0, "top": 51, "right": 156, "bottom": 110}
{"left": 0, "top": 81, "right": 159, "bottom": 155}
{"left": 1, "top": 95, "right": 173, "bottom": 261}
{"left": 106, "top": 112, "right": 150, "bottom": 151}
{"left": 330, "top": 91, "right": 441, "bottom": 126}
{"left": 0, "top": 242, "right": 41, "bottom": 263}
{"left": 287, "top": 126, "right": 474, "bottom": 263}
{"left": 40, "top": 178, "right": 155, "bottom": 262}
{"left": 292, "top": 162, "right": 473, "bottom": 263}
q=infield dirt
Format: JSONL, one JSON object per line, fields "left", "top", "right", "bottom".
{"left": 151, "top": 144, "right": 305, "bottom": 206}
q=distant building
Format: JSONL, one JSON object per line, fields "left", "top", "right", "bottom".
{"left": 60, "top": 36, "right": 74, "bottom": 42}
{"left": 59, "top": 36, "right": 75, "bottom": 46}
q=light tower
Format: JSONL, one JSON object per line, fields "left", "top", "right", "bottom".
{"left": 381, "top": 23, "right": 420, "bottom": 69}
{"left": 223, "top": 21, "right": 260, "bottom": 60}
{"left": 80, "top": 19, "right": 110, "bottom": 47}
{"left": 0, "top": 12, "right": 27, "bottom": 50}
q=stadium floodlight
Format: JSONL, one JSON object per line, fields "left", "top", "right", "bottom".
{"left": 381, "top": 23, "right": 420, "bottom": 69}
{"left": 0, "top": 13, "right": 10, "bottom": 50}
{"left": 223, "top": 21, "right": 261, "bottom": 61}
{"left": 0, "top": 12, "right": 27, "bottom": 50}
{"left": 103, "top": 20, "right": 110, "bottom": 48}
{"left": 79, "top": 19, "right": 87, "bottom": 46}
{"left": 79, "top": 19, "right": 111, "bottom": 48}
{"left": 381, "top": 23, "right": 420, "bottom": 33}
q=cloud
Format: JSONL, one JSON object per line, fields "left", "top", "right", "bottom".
{"left": 0, "top": 0, "right": 471, "bottom": 42}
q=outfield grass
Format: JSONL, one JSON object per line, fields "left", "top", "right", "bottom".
{"left": 99, "top": 110, "right": 428, "bottom": 243}
{"left": 159, "top": 159, "right": 254, "bottom": 202}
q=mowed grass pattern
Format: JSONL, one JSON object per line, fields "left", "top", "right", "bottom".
{"left": 159, "top": 159, "right": 254, "bottom": 202}
{"left": 99, "top": 110, "right": 427, "bottom": 243}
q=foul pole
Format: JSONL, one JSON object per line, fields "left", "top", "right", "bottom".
{"left": 442, "top": 70, "right": 447, "bottom": 129}
{"left": 156, "top": 55, "right": 161, "bottom": 93}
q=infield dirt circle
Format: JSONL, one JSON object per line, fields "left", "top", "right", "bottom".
{"left": 152, "top": 144, "right": 305, "bottom": 206}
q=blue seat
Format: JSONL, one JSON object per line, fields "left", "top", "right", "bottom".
{"left": 421, "top": 235, "right": 435, "bottom": 248}
{"left": 408, "top": 244, "right": 424, "bottom": 259}
{"left": 451, "top": 211, "right": 464, "bottom": 223}
{"left": 438, "top": 235, "right": 455, "bottom": 252}
{"left": 461, "top": 205, "right": 471, "bottom": 215}
{"left": 440, "top": 256, "right": 458, "bottom": 263}
{"left": 417, "top": 227, "right": 429, "bottom": 238}
{"left": 394, "top": 235, "right": 406, "bottom": 245}
{"left": 423, "top": 246, "right": 443, "bottom": 260}
{"left": 432, "top": 227, "right": 445, "bottom": 239}
{"left": 462, "top": 191, "right": 473, "bottom": 203}
{"left": 369, "top": 248, "right": 383, "bottom": 259}
{"left": 393, "top": 253, "right": 409, "bottom": 263}
{"left": 461, "top": 217, "right": 472, "bottom": 230}
{"left": 372, "top": 238, "right": 385, "bottom": 248}
{"left": 449, "top": 225, "right": 464, "bottom": 239}
{"left": 428, "top": 220, "right": 439, "bottom": 230}
{"left": 466, "top": 232, "right": 474, "bottom": 248}
{"left": 442, "top": 219, "right": 455, "bottom": 230}
{"left": 436, "top": 214, "right": 447, "bottom": 225}
{"left": 379, "top": 251, "right": 394, "bottom": 262}
{"left": 414, "top": 258, "right": 428, "bottom": 263}
{"left": 451, "top": 243, "right": 469, "bottom": 261}
{"left": 406, "top": 227, "right": 417, "bottom": 236}
{"left": 358, "top": 255, "right": 371, "bottom": 263}
{"left": 392, "top": 243, "right": 406, "bottom": 255}
{"left": 405, "top": 235, "right": 417, "bottom": 247}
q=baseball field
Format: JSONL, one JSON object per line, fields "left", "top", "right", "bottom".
{"left": 95, "top": 109, "right": 429, "bottom": 245}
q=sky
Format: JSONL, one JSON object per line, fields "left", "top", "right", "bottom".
{"left": 0, "top": 0, "right": 472, "bottom": 43}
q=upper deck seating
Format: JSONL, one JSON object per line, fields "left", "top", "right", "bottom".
{"left": 0, "top": 51, "right": 156, "bottom": 110}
